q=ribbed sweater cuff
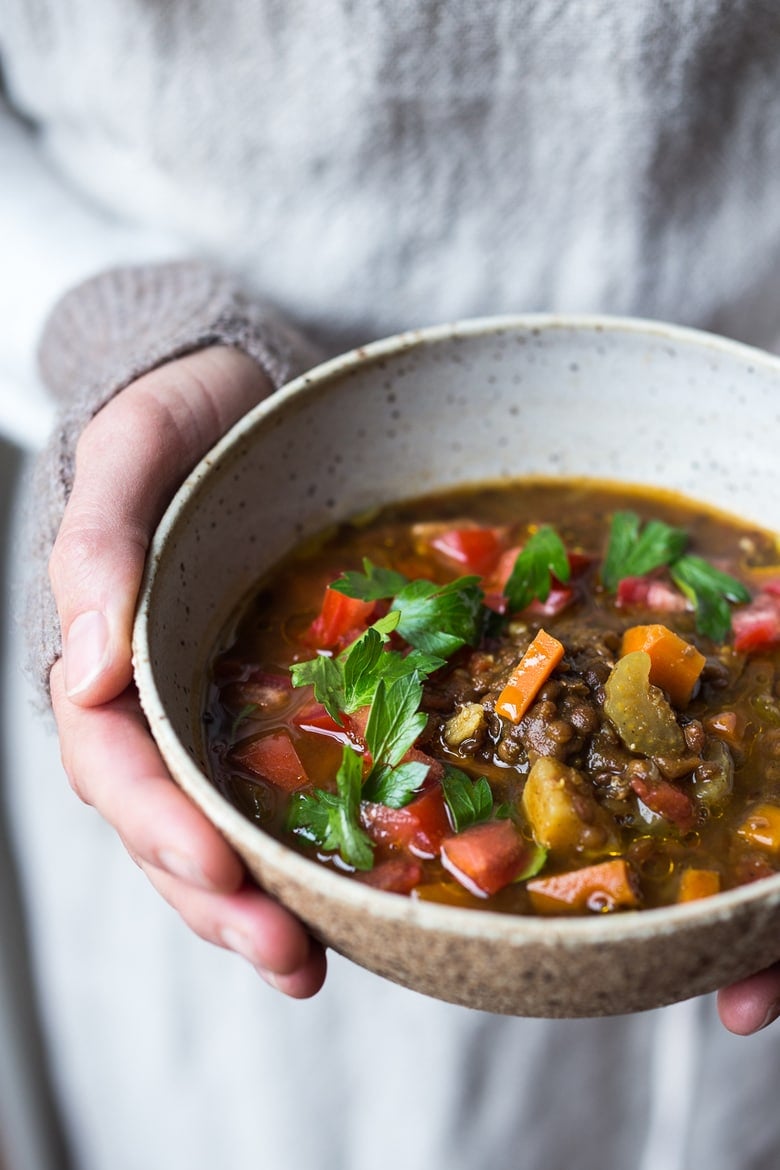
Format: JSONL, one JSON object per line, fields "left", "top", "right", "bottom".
{"left": 26, "top": 259, "right": 322, "bottom": 700}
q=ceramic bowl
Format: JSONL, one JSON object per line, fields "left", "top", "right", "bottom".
{"left": 133, "top": 314, "right": 780, "bottom": 1017}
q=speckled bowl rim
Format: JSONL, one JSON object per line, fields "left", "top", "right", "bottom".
{"left": 133, "top": 312, "right": 780, "bottom": 958}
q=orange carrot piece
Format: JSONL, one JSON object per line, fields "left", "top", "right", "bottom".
{"left": 737, "top": 803, "right": 780, "bottom": 854}
{"left": 526, "top": 858, "right": 640, "bottom": 915}
{"left": 620, "top": 624, "right": 706, "bottom": 707}
{"left": 677, "top": 868, "right": 721, "bottom": 903}
{"left": 495, "top": 628, "right": 565, "bottom": 723}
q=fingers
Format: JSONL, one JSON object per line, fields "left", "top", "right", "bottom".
{"left": 139, "top": 864, "right": 327, "bottom": 998}
{"left": 717, "top": 964, "right": 780, "bottom": 1035}
{"left": 49, "top": 345, "right": 271, "bottom": 705}
{"left": 51, "top": 661, "right": 243, "bottom": 890}
{"left": 50, "top": 662, "right": 326, "bottom": 997}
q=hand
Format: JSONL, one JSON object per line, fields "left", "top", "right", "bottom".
{"left": 718, "top": 965, "right": 780, "bottom": 1035}
{"left": 48, "top": 345, "right": 326, "bottom": 996}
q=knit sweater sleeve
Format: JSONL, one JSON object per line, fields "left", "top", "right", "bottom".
{"left": 26, "top": 259, "right": 324, "bottom": 699}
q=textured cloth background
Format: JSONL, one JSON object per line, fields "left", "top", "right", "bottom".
{"left": 3, "top": 4, "right": 780, "bottom": 1170}
{"left": 4, "top": 0, "right": 780, "bottom": 355}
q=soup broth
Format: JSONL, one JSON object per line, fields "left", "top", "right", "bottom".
{"left": 204, "top": 479, "right": 780, "bottom": 916}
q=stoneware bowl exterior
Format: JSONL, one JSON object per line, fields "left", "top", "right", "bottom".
{"left": 133, "top": 314, "right": 780, "bottom": 1017}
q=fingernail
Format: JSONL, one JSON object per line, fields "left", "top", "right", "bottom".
{"left": 64, "top": 610, "right": 110, "bottom": 696}
{"left": 255, "top": 965, "right": 282, "bottom": 991}
{"left": 157, "top": 848, "right": 212, "bottom": 890}
{"left": 220, "top": 926, "right": 259, "bottom": 965}
{"left": 757, "top": 1000, "right": 780, "bottom": 1032}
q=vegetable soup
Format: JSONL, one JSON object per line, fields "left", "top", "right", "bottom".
{"left": 203, "top": 479, "right": 780, "bottom": 916}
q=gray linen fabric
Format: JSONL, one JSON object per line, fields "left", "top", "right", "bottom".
{"left": 3, "top": 3, "right": 780, "bottom": 1169}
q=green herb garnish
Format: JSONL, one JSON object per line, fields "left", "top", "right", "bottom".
{"left": 364, "top": 674, "right": 428, "bottom": 774}
{"left": 331, "top": 558, "right": 409, "bottom": 601}
{"left": 440, "top": 765, "right": 494, "bottom": 832}
{"left": 513, "top": 842, "right": 548, "bottom": 882}
{"left": 286, "top": 744, "right": 374, "bottom": 870}
{"left": 392, "top": 576, "right": 485, "bottom": 655}
{"left": 602, "top": 511, "right": 752, "bottom": 641}
{"left": 290, "top": 613, "right": 444, "bottom": 722}
{"left": 602, "top": 511, "right": 687, "bottom": 592}
{"left": 288, "top": 560, "right": 489, "bottom": 867}
{"left": 670, "top": 555, "right": 751, "bottom": 642}
{"left": 504, "top": 525, "right": 571, "bottom": 613}
{"left": 331, "top": 560, "right": 485, "bottom": 657}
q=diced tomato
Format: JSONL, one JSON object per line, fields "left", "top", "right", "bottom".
{"left": 525, "top": 582, "right": 575, "bottom": 617}
{"left": 347, "top": 704, "right": 371, "bottom": 745}
{"left": 356, "top": 858, "right": 423, "bottom": 894}
{"left": 440, "top": 819, "right": 529, "bottom": 897}
{"left": 401, "top": 746, "right": 445, "bottom": 786}
{"left": 630, "top": 776, "right": 696, "bottom": 831}
{"left": 732, "top": 590, "right": 780, "bottom": 653}
{"left": 616, "top": 575, "right": 689, "bottom": 613}
{"left": 484, "top": 546, "right": 582, "bottom": 617}
{"left": 566, "top": 552, "right": 592, "bottom": 577}
{"left": 231, "top": 730, "right": 308, "bottom": 791}
{"left": 483, "top": 546, "right": 522, "bottom": 595}
{"left": 292, "top": 703, "right": 359, "bottom": 748}
{"left": 428, "top": 526, "right": 504, "bottom": 576}
{"left": 305, "top": 587, "right": 376, "bottom": 651}
{"left": 361, "top": 785, "right": 451, "bottom": 858}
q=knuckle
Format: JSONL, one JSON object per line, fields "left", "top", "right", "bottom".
{"left": 48, "top": 523, "right": 106, "bottom": 596}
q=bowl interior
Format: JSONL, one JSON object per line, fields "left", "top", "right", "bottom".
{"left": 133, "top": 315, "right": 780, "bottom": 1015}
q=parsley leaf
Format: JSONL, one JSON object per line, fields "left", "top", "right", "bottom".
{"left": 504, "top": 525, "right": 571, "bottom": 612}
{"left": 362, "top": 759, "right": 430, "bottom": 808}
{"left": 289, "top": 653, "right": 346, "bottom": 721}
{"left": 331, "top": 558, "right": 409, "bottom": 601}
{"left": 440, "top": 765, "right": 494, "bottom": 832}
{"left": 290, "top": 614, "right": 444, "bottom": 721}
{"left": 602, "top": 511, "right": 688, "bottom": 591}
{"left": 286, "top": 744, "right": 374, "bottom": 870}
{"left": 514, "top": 843, "right": 548, "bottom": 882}
{"left": 671, "top": 555, "right": 751, "bottom": 642}
{"left": 364, "top": 675, "right": 428, "bottom": 769}
{"left": 392, "top": 576, "right": 485, "bottom": 656}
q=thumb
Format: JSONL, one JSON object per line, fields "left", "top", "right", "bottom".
{"left": 49, "top": 346, "right": 271, "bottom": 705}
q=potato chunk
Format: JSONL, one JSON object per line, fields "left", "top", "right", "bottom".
{"left": 521, "top": 757, "right": 620, "bottom": 857}
{"left": 443, "top": 702, "right": 487, "bottom": 748}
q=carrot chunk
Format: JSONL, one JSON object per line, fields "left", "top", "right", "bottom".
{"left": 677, "top": 868, "right": 721, "bottom": 902}
{"left": 495, "top": 629, "right": 565, "bottom": 723}
{"left": 526, "top": 858, "right": 640, "bottom": 915}
{"left": 737, "top": 803, "right": 780, "bottom": 854}
{"left": 620, "top": 624, "right": 706, "bottom": 707}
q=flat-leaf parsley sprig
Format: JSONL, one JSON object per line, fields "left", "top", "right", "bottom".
{"left": 286, "top": 561, "right": 488, "bottom": 869}
{"left": 503, "top": 525, "right": 571, "bottom": 613}
{"left": 603, "top": 511, "right": 750, "bottom": 641}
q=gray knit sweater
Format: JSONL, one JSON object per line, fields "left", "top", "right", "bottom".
{"left": 5, "top": 7, "right": 780, "bottom": 1170}
{"left": 4, "top": 0, "right": 780, "bottom": 685}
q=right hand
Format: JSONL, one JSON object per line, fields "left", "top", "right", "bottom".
{"left": 48, "top": 344, "right": 327, "bottom": 996}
